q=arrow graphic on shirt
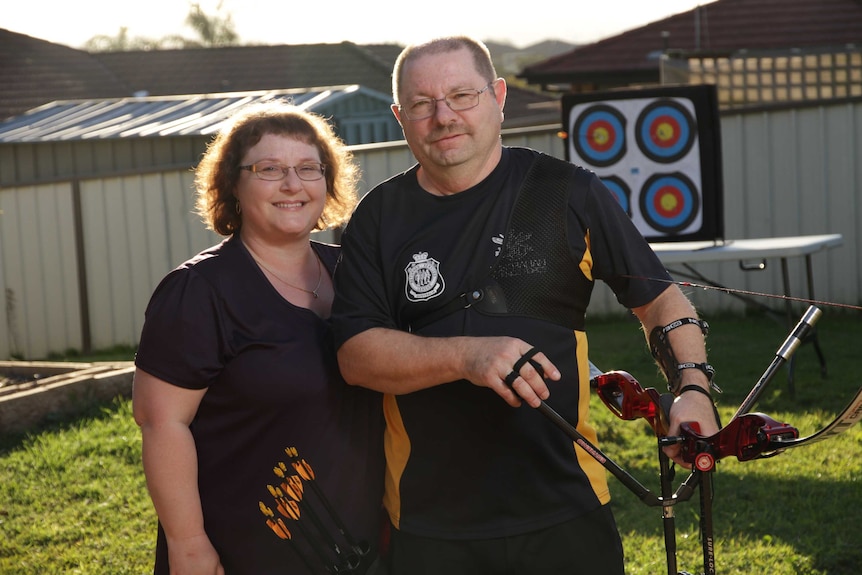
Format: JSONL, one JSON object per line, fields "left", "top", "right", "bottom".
{"left": 283, "top": 447, "right": 370, "bottom": 559}
{"left": 259, "top": 501, "right": 321, "bottom": 573}
{"left": 259, "top": 447, "right": 371, "bottom": 573}
{"left": 272, "top": 475, "right": 358, "bottom": 567}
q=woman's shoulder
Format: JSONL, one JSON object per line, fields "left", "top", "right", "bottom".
{"left": 176, "top": 236, "right": 233, "bottom": 266}
{"left": 153, "top": 237, "right": 244, "bottom": 295}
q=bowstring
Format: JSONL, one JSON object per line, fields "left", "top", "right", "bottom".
{"left": 620, "top": 274, "right": 862, "bottom": 312}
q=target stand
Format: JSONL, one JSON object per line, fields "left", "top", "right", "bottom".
{"left": 562, "top": 85, "right": 724, "bottom": 243}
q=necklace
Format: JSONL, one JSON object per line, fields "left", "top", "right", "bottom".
{"left": 249, "top": 247, "right": 323, "bottom": 299}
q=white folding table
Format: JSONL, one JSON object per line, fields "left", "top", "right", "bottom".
{"left": 649, "top": 233, "right": 844, "bottom": 390}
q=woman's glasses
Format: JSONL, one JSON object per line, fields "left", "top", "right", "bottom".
{"left": 240, "top": 162, "right": 326, "bottom": 181}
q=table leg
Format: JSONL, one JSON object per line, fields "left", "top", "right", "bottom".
{"left": 805, "top": 254, "right": 828, "bottom": 378}
{"left": 781, "top": 258, "right": 796, "bottom": 394}
{"left": 782, "top": 255, "right": 829, "bottom": 393}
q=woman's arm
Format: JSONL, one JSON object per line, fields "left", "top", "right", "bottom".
{"left": 132, "top": 368, "right": 224, "bottom": 575}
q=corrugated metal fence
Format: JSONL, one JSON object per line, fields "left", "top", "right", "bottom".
{"left": 1, "top": 99, "right": 860, "bottom": 359}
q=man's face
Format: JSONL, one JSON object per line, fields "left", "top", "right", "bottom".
{"left": 393, "top": 48, "right": 505, "bottom": 175}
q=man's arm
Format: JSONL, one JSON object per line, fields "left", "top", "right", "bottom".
{"left": 631, "top": 284, "right": 721, "bottom": 464}
{"left": 337, "top": 328, "right": 561, "bottom": 408}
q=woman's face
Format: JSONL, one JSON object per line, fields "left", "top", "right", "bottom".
{"left": 235, "top": 133, "right": 327, "bottom": 245}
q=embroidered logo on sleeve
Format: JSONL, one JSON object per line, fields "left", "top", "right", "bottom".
{"left": 405, "top": 252, "right": 445, "bottom": 301}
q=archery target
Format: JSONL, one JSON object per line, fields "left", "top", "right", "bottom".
{"left": 572, "top": 105, "right": 627, "bottom": 167}
{"left": 600, "top": 175, "right": 632, "bottom": 216}
{"left": 639, "top": 172, "right": 699, "bottom": 233}
{"left": 562, "top": 85, "right": 723, "bottom": 243}
{"left": 635, "top": 100, "right": 696, "bottom": 163}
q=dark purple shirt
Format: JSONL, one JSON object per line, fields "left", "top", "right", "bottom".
{"left": 136, "top": 235, "right": 384, "bottom": 574}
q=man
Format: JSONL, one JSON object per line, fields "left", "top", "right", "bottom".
{"left": 332, "top": 36, "right": 720, "bottom": 574}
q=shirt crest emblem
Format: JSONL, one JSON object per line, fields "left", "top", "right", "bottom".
{"left": 405, "top": 251, "right": 445, "bottom": 302}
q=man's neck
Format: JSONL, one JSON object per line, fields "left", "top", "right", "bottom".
{"left": 417, "top": 145, "right": 503, "bottom": 196}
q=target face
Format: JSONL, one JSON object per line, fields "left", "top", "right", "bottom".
{"left": 600, "top": 175, "right": 631, "bottom": 216}
{"left": 639, "top": 173, "right": 700, "bottom": 233}
{"left": 563, "top": 85, "right": 722, "bottom": 242}
{"left": 571, "top": 104, "right": 627, "bottom": 167}
{"left": 635, "top": 99, "right": 696, "bottom": 163}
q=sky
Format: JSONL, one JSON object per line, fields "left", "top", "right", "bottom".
{"left": 4, "top": 0, "right": 711, "bottom": 50}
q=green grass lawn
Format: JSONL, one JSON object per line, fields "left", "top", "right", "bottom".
{"left": 587, "top": 309, "right": 862, "bottom": 575}
{"left": 0, "top": 309, "right": 859, "bottom": 574}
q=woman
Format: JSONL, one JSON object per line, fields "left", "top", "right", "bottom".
{"left": 132, "top": 101, "right": 384, "bottom": 575}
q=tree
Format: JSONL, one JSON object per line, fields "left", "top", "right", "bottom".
{"left": 83, "top": 27, "right": 162, "bottom": 52}
{"left": 83, "top": 1, "right": 239, "bottom": 52}
{"left": 184, "top": 1, "right": 239, "bottom": 47}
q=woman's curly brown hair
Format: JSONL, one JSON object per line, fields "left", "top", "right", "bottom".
{"left": 194, "top": 100, "right": 359, "bottom": 236}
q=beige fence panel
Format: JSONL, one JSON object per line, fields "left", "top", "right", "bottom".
{"left": 705, "top": 101, "right": 861, "bottom": 316}
{"left": 351, "top": 141, "right": 416, "bottom": 197}
{"left": 80, "top": 171, "right": 221, "bottom": 352}
{"left": 1, "top": 100, "right": 860, "bottom": 359}
{"left": 0, "top": 230, "right": 6, "bottom": 359}
{"left": 0, "top": 183, "right": 82, "bottom": 359}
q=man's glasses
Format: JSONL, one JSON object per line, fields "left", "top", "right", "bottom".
{"left": 399, "top": 81, "right": 495, "bottom": 121}
{"left": 240, "top": 162, "right": 326, "bottom": 182}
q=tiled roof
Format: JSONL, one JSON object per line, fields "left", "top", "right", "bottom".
{"left": 501, "top": 87, "right": 561, "bottom": 128}
{"left": 0, "top": 29, "right": 560, "bottom": 129}
{"left": 92, "top": 42, "right": 401, "bottom": 98}
{"left": 0, "top": 29, "right": 131, "bottom": 120}
{"left": 520, "top": 0, "right": 862, "bottom": 83}
{"left": 0, "top": 31, "right": 402, "bottom": 122}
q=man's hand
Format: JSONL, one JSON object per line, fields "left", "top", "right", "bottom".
{"left": 663, "top": 389, "right": 721, "bottom": 467}
{"left": 460, "top": 337, "right": 561, "bottom": 408}
{"left": 338, "top": 329, "right": 561, "bottom": 405}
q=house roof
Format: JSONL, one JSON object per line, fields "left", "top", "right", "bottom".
{"left": 519, "top": 0, "right": 862, "bottom": 84}
{"left": 0, "top": 86, "right": 393, "bottom": 143}
{"left": 0, "top": 29, "right": 132, "bottom": 121}
{"left": 0, "top": 30, "right": 560, "bottom": 129}
{"left": 0, "top": 29, "right": 402, "bottom": 122}
{"left": 92, "top": 42, "right": 402, "bottom": 99}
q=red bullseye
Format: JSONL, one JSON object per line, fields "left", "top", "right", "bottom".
{"left": 587, "top": 120, "right": 617, "bottom": 152}
{"left": 652, "top": 186, "right": 685, "bottom": 218}
{"left": 650, "top": 115, "right": 682, "bottom": 148}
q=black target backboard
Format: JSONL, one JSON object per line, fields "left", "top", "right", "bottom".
{"left": 562, "top": 85, "right": 724, "bottom": 243}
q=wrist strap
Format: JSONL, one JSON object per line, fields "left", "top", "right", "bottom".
{"left": 678, "top": 384, "right": 712, "bottom": 399}
{"left": 677, "top": 384, "right": 723, "bottom": 427}
{"left": 674, "top": 362, "right": 722, "bottom": 394}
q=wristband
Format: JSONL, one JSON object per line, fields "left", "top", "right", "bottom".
{"left": 678, "top": 384, "right": 713, "bottom": 399}
{"left": 677, "top": 384, "right": 723, "bottom": 427}
{"left": 674, "top": 362, "right": 722, "bottom": 394}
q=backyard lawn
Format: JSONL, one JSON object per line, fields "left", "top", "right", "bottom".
{"left": 0, "top": 309, "right": 859, "bottom": 574}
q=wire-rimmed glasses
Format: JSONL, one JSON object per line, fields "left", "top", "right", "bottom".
{"left": 398, "top": 81, "right": 496, "bottom": 121}
{"left": 240, "top": 162, "right": 326, "bottom": 181}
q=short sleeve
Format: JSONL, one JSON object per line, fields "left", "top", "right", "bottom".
{"left": 134, "top": 268, "right": 225, "bottom": 389}
{"left": 574, "top": 172, "right": 671, "bottom": 308}
{"left": 331, "top": 190, "right": 399, "bottom": 348}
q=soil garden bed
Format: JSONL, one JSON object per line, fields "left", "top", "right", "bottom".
{"left": 0, "top": 360, "right": 134, "bottom": 434}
